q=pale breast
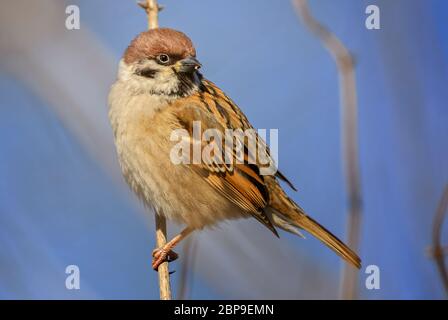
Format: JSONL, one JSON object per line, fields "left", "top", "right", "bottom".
{"left": 108, "top": 81, "right": 244, "bottom": 229}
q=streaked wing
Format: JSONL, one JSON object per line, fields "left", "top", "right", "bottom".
{"left": 169, "top": 78, "right": 279, "bottom": 235}
{"left": 200, "top": 80, "right": 297, "bottom": 190}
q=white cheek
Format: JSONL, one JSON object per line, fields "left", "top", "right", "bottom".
{"left": 152, "top": 70, "right": 180, "bottom": 92}
{"left": 117, "top": 59, "right": 179, "bottom": 95}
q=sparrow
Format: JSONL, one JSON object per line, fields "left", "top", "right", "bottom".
{"left": 108, "top": 28, "right": 361, "bottom": 270}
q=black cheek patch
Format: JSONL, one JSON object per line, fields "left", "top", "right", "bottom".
{"left": 136, "top": 68, "right": 157, "bottom": 78}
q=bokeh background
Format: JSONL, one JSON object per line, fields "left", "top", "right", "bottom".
{"left": 0, "top": 0, "right": 447, "bottom": 299}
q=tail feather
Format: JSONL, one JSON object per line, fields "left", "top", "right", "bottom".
{"left": 265, "top": 181, "right": 361, "bottom": 268}
{"left": 294, "top": 214, "right": 361, "bottom": 269}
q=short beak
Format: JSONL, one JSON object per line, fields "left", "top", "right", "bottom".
{"left": 177, "top": 56, "right": 202, "bottom": 73}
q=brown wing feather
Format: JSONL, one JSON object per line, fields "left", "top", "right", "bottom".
{"left": 170, "top": 82, "right": 278, "bottom": 236}
{"left": 202, "top": 80, "right": 297, "bottom": 191}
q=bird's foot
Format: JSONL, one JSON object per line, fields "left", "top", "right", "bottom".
{"left": 152, "top": 247, "right": 179, "bottom": 270}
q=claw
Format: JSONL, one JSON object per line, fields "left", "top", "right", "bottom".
{"left": 152, "top": 247, "right": 179, "bottom": 270}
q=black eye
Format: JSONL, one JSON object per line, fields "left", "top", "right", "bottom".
{"left": 157, "top": 54, "right": 170, "bottom": 65}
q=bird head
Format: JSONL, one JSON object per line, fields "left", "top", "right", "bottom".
{"left": 120, "top": 28, "right": 202, "bottom": 97}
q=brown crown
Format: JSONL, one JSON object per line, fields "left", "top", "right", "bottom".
{"left": 123, "top": 28, "right": 196, "bottom": 64}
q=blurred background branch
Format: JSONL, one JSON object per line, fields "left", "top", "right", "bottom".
{"left": 177, "top": 236, "right": 197, "bottom": 300}
{"left": 293, "top": 0, "right": 362, "bottom": 299}
{"left": 431, "top": 184, "right": 448, "bottom": 295}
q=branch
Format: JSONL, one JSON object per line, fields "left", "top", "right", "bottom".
{"left": 138, "top": 0, "right": 163, "bottom": 29}
{"left": 138, "top": 0, "right": 171, "bottom": 300}
{"left": 432, "top": 184, "right": 448, "bottom": 295}
{"left": 293, "top": 0, "right": 362, "bottom": 300}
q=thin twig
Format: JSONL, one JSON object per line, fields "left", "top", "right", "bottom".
{"left": 138, "top": 0, "right": 162, "bottom": 29}
{"left": 432, "top": 184, "right": 448, "bottom": 295}
{"left": 139, "top": 0, "right": 171, "bottom": 300}
{"left": 154, "top": 212, "right": 171, "bottom": 299}
{"left": 292, "top": 0, "right": 362, "bottom": 299}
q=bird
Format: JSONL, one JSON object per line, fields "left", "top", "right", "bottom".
{"left": 108, "top": 28, "right": 361, "bottom": 271}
